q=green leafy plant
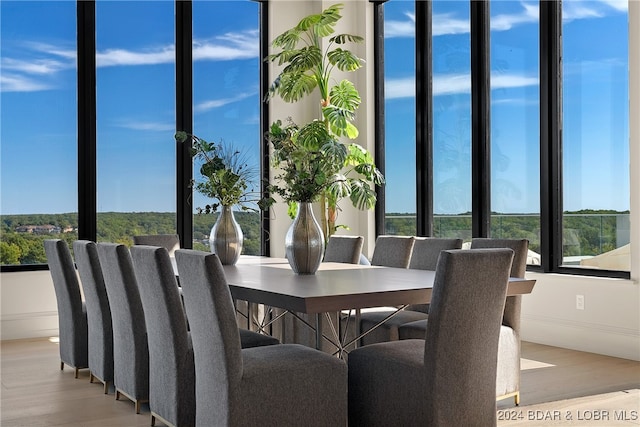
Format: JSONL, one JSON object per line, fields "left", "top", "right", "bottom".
{"left": 265, "top": 3, "right": 384, "bottom": 237}
{"left": 175, "top": 131, "right": 266, "bottom": 213}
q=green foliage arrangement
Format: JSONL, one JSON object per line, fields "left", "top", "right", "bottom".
{"left": 265, "top": 3, "right": 384, "bottom": 237}
{"left": 175, "top": 131, "right": 266, "bottom": 213}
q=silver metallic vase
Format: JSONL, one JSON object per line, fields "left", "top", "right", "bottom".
{"left": 209, "top": 205, "right": 243, "bottom": 265}
{"left": 285, "top": 202, "right": 325, "bottom": 275}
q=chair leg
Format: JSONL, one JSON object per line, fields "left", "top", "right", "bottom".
{"left": 60, "top": 361, "right": 64, "bottom": 371}
{"left": 103, "top": 380, "right": 110, "bottom": 394}
{"left": 135, "top": 399, "right": 141, "bottom": 414}
{"left": 151, "top": 415, "right": 156, "bottom": 426}
{"left": 115, "top": 390, "right": 121, "bottom": 401}
{"left": 74, "top": 367, "right": 80, "bottom": 378}
{"left": 514, "top": 391, "right": 520, "bottom": 406}
{"left": 89, "top": 372, "right": 95, "bottom": 383}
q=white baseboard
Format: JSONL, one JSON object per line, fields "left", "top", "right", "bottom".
{"left": 522, "top": 314, "right": 640, "bottom": 361}
{"left": 1, "top": 311, "right": 59, "bottom": 341}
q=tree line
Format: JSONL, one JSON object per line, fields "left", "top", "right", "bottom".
{"left": 1, "top": 210, "right": 629, "bottom": 265}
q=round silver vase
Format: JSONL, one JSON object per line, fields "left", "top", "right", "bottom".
{"left": 209, "top": 205, "right": 243, "bottom": 265}
{"left": 285, "top": 202, "right": 325, "bottom": 275}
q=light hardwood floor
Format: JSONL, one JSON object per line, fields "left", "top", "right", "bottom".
{"left": 1, "top": 338, "right": 638, "bottom": 426}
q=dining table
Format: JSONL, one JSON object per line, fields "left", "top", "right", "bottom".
{"left": 175, "top": 255, "right": 537, "bottom": 357}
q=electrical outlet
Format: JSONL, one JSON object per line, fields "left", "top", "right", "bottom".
{"left": 576, "top": 295, "right": 585, "bottom": 310}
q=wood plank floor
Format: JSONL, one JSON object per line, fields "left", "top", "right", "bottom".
{"left": 1, "top": 338, "right": 638, "bottom": 426}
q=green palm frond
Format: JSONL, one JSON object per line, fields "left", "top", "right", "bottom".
{"left": 272, "top": 28, "right": 303, "bottom": 50}
{"left": 330, "top": 34, "right": 364, "bottom": 45}
{"left": 327, "top": 48, "right": 364, "bottom": 72}
{"left": 349, "top": 180, "right": 377, "bottom": 210}
{"left": 327, "top": 174, "right": 351, "bottom": 199}
{"left": 320, "top": 139, "right": 348, "bottom": 167}
{"left": 322, "top": 106, "right": 358, "bottom": 139}
{"left": 296, "top": 120, "right": 331, "bottom": 150}
{"left": 277, "top": 72, "right": 317, "bottom": 103}
{"left": 329, "top": 80, "right": 361, "bottom": 112}
{"left": 282, "top": 46, "right": 323, "bottom": 74}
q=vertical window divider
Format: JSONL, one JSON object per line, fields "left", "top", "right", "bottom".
{"left": 372, "top": 0, "right": 387, "bottom": 238}
{"left": 470, "top": 0, "right": 491, "bottom": 238}
{"left": 176, "top": 0, "right": 193, "bottom": 249}
{"left": 539, "top": 0, "right": 562, "bottom": 272}
{"left": 415, "top": 0, "right": 433, "bottom": 237}
{"left": 77, "top": 0, "right": 97, "bottom": 242}
{"left": 259, "top": 0, "right": 270, "bottom": 256}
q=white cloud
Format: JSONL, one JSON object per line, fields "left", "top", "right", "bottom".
{"left": 385, "top": 77, "right": 415, "bottom": 99}
{"left": 386, "top": 73, "right": 538, "bottom": 99}
{"left": 194, "top": 91, "right": 256, "bottom": 113}
{"left": 115, "top": 120, "right": 175, "bottom": 132}
{"left": 97, "top": 46, "right": 175, "bottom": 67}
{"left": 0, "top": 73, "right": 54, "bottom": 92}
{"left": 385, "top": 12, "right": 415, "bottom": 38}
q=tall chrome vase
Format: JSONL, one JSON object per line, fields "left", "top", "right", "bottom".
{"left": 285, "top": 202, "right": 325, "bottom": 275}
{"left": 209, "top": 205, "right": 243, "bottom": 265}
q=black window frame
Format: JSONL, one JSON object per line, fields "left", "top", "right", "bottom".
{"left": 375, "top": 0, "right": 630, "bottom": 280}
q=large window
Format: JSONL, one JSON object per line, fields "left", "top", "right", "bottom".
{"left": 95, "top": 1, "right": 177, "bottom": 244}
{"left": 192, "top": 1, "right": 261, "bottom": 254}
{"left": 431, "top": 0, "right": 472, "bottom": 239}
{"left": 562, "top": 1, "right": 630, "bottom": 272}
{"left": 1, "top": 1, "right": 78, "bottom": 265}
{"left": 378, "top": 0, "right": 630, "bottom": 278}
{"left": 383, "top": 0, "right": 416, "bottom": 236}
{"left": 490, "top": 1, "right": 540, "bottom": 263}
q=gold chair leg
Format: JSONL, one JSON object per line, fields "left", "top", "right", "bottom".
{"left": 515, "top": 391, "right": 520, "bottom": 406}
{"left": 103, "top": 381, "right": 110, "bottom": 394}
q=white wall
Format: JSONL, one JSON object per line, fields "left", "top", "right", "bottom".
{"left": 1, "top": 271, "right": 59, "bottom": 340}
{"left": 267, "top": 0, "right": 378, "bottom": 257}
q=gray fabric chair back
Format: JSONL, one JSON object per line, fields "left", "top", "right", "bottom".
{"left": 73, "top": 240, "right": 113, "bottom": 390}
{"left": 323, "top": 235, "right": 364, "bottom": 264}
{"left": 130, "top": 245, "right": 195, "bottom": 427}
{"left": 44, "top": 239, "right": 88, "bottom": 374}
{"left": 409, "top": 237, "right": 464, "bottom": 270}
{"left": 96, "top": 243, "right": 149, "bottom": 404}
{"left": 132, "top": 234, "right": 180, "bottom": 256}
{"left": 470, "top": 238, "right": 528, "bottom": 332}
{"left": 423, "top": 248, "right": 514, "bottom": 426}
{"left": 370, "top": 235, "right": 415, "bottom": 268}
{"left": 176, "top": 249, "right": 347, "bottom": 426}
{"left": 174, "top": 249, "right": 243, "bottom": 426}
{"left": 406, "top": 238, "right": 463, "bottom": 314}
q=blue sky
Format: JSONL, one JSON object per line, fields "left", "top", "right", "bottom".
{"left": 1, "top": 0, "right": 630, "bottom": 216}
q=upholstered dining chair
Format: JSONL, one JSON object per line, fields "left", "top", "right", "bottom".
{"left": 472, "top": 238, "right": 529, "bottom": 406}
{"left": 96, "top": 243, "right": 149, "bottom": 414}
{"left": 130, "top": 245, "right": 195, "bottom": 427}
{"left": 73, "top": 240, "right": 113, "bottom": 393}
{"left": 348, "top": 248, "right": 514, "bottom": 427}
{"left": 340, "top": 235, "right": 415, "bottom": 347}
{"left": 358, "top": 237, "right": 463, "bottom": 346}
{"left": 323, "top": 235, "right": 364, "bottom": 264}
{"left": 132, "top": 234, "right": 180, "bottom": 256}
{"left": 369, "top": 235, "right": 415, "bottom": 268}
{"left": 44, "top": 239, "right": 88, "bottom": 378}
{"left": 398, "top": 238, "right": 529, "bottom": 406}
{"left": 175, "top": 249, "right": 347, "bottom": 426}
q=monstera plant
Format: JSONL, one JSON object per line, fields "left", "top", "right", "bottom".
{"left": 265, "top": 3, "right": 384, "bottom": 239}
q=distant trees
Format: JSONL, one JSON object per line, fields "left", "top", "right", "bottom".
{"left": 0, "top": 209, "right": 630, "bottom": 265}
